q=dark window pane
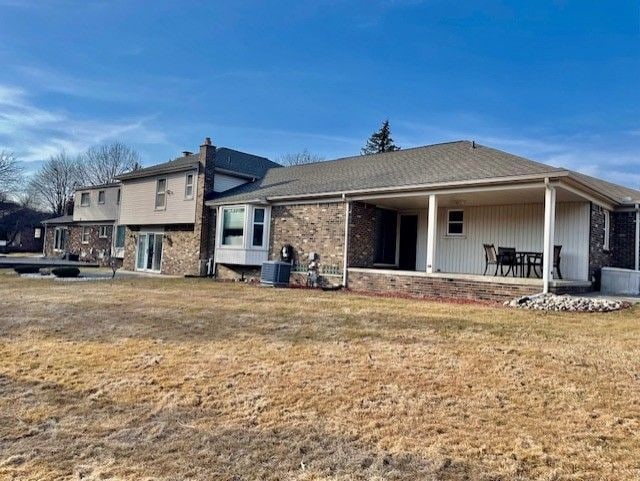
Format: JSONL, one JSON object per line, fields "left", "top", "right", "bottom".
{"left": 448, "top": 223, "right": 464, "bottom": 234}
{"left": 449, "top": 210, "right": 464, "bottom": 222}
{"left": 252, "top": 224, "right": 264, "bottom": 246}
{"left": 254, "top": 208, "right": 265, "bottom": 223}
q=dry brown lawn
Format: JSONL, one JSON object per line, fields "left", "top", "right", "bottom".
{"left": 0, "top": 274, "right": 639, "bottom": 480}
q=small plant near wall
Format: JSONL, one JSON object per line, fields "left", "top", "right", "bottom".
{"left": 14, "top": 265, "right": 40, "bottom": 274}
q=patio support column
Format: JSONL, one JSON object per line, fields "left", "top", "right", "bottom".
{"left": 542, "top": 182, "right": 557, "bottom": 294}
{"left": 426, "top": 194, "right": 438, "bottom": 273}
{"left": 342, "top": 199, "right": 350, "bottom": 287}
{"left": 635, "top": 204, "right": 639, "bottom": 271}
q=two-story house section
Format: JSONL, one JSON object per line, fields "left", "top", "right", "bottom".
{"left": 42, "top": 182, "right": 122, "bottom": 265}
{"left": 115, "top": 137, "right": 279, "bottom": 276}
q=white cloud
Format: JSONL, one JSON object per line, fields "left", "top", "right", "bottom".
{"left": 0, "top": 83, "right": 169, "bottom": 163}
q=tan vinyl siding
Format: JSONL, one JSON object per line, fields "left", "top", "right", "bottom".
{"left": 213, "top": 173, "right": 248, "bottom": 193}
{"left": 119, "top": 169, "right": 198, "bottom": 225}
{"left": 73, "top": 186, "right": 120, "bottom": 222}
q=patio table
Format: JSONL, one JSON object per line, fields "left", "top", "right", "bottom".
{"left": 515, "top": 251, "right": 543, "bottom": 278}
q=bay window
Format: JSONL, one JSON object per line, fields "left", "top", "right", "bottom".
{"left": 222, "top": 207, "right": 245, "bottom": 246}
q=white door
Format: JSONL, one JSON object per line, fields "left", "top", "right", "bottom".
{"left": 136, "top": 233, "right": 163, "bottom": 272}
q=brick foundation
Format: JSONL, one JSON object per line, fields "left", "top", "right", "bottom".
{"left": 347, "top": 270, "right": 541, "bottom": 303}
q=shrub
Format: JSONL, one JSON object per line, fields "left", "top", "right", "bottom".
{"left": 51, "top": 267, "right": 80, "bottom": 278}
{"left": 14, "top": 265, "right": 41, "bottom": 274}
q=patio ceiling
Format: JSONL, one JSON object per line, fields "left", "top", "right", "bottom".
{"left": 361, "top": 184, "right": 587, "bottom": 210}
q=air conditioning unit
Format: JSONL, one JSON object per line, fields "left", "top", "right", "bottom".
{"left": 260, "top": 261, "right": 292, "bottom": 287}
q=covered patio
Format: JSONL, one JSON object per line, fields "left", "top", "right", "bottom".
{"left": 343, "top": 180, "right": 597, "bottom": 299}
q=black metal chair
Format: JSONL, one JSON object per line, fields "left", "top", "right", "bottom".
{"left": 482, "top": 244, "right": 499, "bottom": 275}
{"left": 498, "top": 247, "right": 518, "bottom": 277}
{"left": 527, "top": 245, "right": 562, "bottom": 279}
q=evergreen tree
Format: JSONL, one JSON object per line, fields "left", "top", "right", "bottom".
{"left": 361, "top": 120, "right": 400, "bottom": 155}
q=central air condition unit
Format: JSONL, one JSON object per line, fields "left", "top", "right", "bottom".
{"left": 260, "top": 260, "right": 292, "bottom": 287}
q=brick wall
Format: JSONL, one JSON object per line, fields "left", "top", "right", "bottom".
{"left": 347, "top": 270, "right": 540, "bottom": 303}
{"left": 44, "top": 223, "right": 113, "bottom": 265}
{"left": 269, "top": 202, "right": 346, "bottom": 271}
{"left": 588, "top": 203, "right": 612, "bottom": 286}
{"left": 611, "top": 211, "right": 637, "bottom": 269}
{"left": 347, "top": 201, "right": 377, "bottom": 268}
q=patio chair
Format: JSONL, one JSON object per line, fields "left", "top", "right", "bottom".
{"left": 482, "top": 244, "right": 500, "bottom": 276}
{"left": 498, "top": 247, "right": 518, "bottom": 277}
{"left": 527, "top": 245, "right": 562, "bottom": 279}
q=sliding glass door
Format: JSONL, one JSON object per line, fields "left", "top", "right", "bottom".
{"left": 136, "top": 233, "right": 163, "bottom": 272}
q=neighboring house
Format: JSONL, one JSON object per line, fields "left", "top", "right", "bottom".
{"left": 0, "top": 201, "right": 50, "bottom": 253}
{"left": 42, "top": 183, "right": 122, "bottom": 264}
{"left": 114, "top": 137, "right": 279, "bottom": 275}
{"left": 208, "top": 140, "right": 640, "bottom": 301}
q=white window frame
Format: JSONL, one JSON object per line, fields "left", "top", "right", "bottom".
{"left": 98, "top": 190, "right": 106, "bottom": 204}
{"left": 603, "top": 209, "right": 611, "bottom": 251}
{"left": 155, "top": 178, "right": 167, "bottom": 210}
{"left": 184, "top": 172, "right": 195, "bottom": 200}
{"left": 81, "top": 226, "right": 90, "bottom": 244}
{"left": 99, "top": 225, "right": 109, "bottom": 238}
{"left": 53, "top": 227, "right": 66, "bottom": 251}
{"left": 446, "top": 209, "right": 465, "bottom": 237}
{"left": 114, "top": 225, "right": 126, "bottom": 249}
{"left": 80, "top": 192, "right": 90, "bottom": 207}
{"left": 34, "top": 228, "right": 41, "bottom": 239}
{"left": 251, "top": 207, "right": 266, "bottom": 247}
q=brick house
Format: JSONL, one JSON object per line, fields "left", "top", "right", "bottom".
{"left": 207, "top": 141, "right": 640, "bottom": 301}
{"left": 113, "top": 138, "right": 279, "bottom": 276}
{"left": 42, "top": 183, "right": 122, "bottom": 265}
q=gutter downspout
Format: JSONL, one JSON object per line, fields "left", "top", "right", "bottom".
{"left": 635, "top": 203, "right": 639, "bottom": 272}
{"left": 342, "top": 194, "right": 350, "bottom": 288}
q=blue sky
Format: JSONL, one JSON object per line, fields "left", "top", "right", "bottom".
{"left": 0, "top": 0, "right": 638, "bottom": 187}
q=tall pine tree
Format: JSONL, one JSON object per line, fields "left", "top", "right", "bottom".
{"left": 361, "top": 120, "right": 400, "bottom": 155}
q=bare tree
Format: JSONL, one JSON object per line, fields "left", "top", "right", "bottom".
{"left": 277, "top": 149, "right": 324, "bottom": 166}
{"left": 78, "top": 141, "right": 140, "bottom": 186}
{"left": 0, "top": 151, "right": 23, "bottom": 199}
{"left": 28, "top": 151, "right": 80, "bottom": 216}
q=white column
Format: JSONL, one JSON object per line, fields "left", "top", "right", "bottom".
{"left": 635, "top": 204, "right": 639, "bottom": 272}
{"left": 426, "top": 194, "right": 438, "bottom": 273}
{"left": 542, "top": 184, "right": 556, "bottom": 293}
{"left": 342, "top": 200, "right": 350, "bottom": 287}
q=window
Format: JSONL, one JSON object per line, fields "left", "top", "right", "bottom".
{"left": 185, "top": 173, "right": 194, "bottom": 200}
{"left": 252, "top": 208, "right": 265, "bottom": 247}
{"left": 447, "top": 209, "right": 465, "bottom": 236}
{"left": 98, "top": 190, "right": 105, "bottom": 204}
{"left": 99, "top": 225, "right": 109, "bottom": 238}
{"left": 80, "top": 192, "right": 90, "bottom": 207}
{"left": 222, "top": 207, "right": 245, "bottom": 246}
{"left": 54, "top": 228, "right": 66, "bottom": 251}
{"left": 374, "top": 208, "right": 397, "bottom": 264}
{"left": 115, "top": 225, "right": 126, "bottom": 248}
{"left": 603, "top": 209, "right": 611, "bottom": 251}
{"left": 155, "top": 178, "right": 167, "bottom": 209}
{"left": 34, "top": 228, "right": 41, "bottom": 239}
{"left": 117, "top": 188, "right": 121, "bottom": 204}
{"left": 81, "top": 226, "right": 90, "bottom": 244}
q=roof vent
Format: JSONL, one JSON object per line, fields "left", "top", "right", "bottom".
{"left": 182, "top": 151, "right": 193, "bottom": 157}
{"left": 203, "top": 137, "right": 212, "bottom": 146}
{"left": 472, "top": 140, "right": 476, "bottom": 149}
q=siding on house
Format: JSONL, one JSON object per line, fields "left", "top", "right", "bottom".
{"left": 213, "top": 173, "right": 248, "bottom": 193}
{"left": 73, "top": 185, "right": 120, "bottom": 222}
{"left": 433, "top": 202, "right": 590, "bottom": 281}
{"left": 119, "top": 168, "right": 198, "bottom": 225}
